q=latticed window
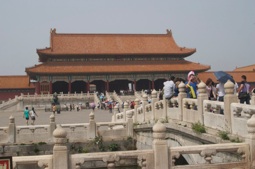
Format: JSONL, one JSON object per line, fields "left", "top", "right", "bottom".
{"left": 40, "top": 81, "right": 50, "bottom": 94}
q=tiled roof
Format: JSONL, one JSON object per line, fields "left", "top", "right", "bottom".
{"left": 26, "top": 60, "right": 210, "bottom": 75}
{"left": 37, "top": 29, "right": 196, "bottom": 56}
{"left": 0, "top": 76, "right": 35, "bottom": 89}
{"left": 198, "top": 71, "right": 255, "bottom": 83}
{"left": 233, "top": 64, "right": 255, "bottom": 72}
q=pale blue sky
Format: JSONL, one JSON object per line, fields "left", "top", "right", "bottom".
{"left": 0, "top": 0, "right": 254, "bottom": 75}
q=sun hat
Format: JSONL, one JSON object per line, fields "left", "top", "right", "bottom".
{"left": 187, "top": 71, "right": 195, "bottom": 80}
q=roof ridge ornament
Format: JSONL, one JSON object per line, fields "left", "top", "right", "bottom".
{"left": 166, "top": 29, "right": 172, "bottom": 36}
{"left": 50, "top": 28, "right": 56, "bottom": 34}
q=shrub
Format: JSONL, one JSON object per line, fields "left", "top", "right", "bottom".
{"left": 231, "top": 137, "right": 242, "bottom": 143}
{"left": 192, "top": 122, "right": 206, "bottom": 134}
{"left": 218, "top": 131, "right": 229, "bottom": 140}
{"left": 108, "top": 143, "right": 120, "bottom": 151}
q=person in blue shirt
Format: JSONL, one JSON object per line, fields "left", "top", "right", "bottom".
{"left": 23, "top": 107, "right": 30, "bottom": 125}
{"left": 185, "top": 71, "right": 198, "bottom": 99}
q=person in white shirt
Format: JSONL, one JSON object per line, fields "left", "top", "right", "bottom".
{"left": 163, "top": 76, "right": 175, "bottom": 100}
{"left": 216, "top": 82, "right": 225, "bottom": 102}
{"left": 30, "top": 107, "right": 38, "bottom": 125}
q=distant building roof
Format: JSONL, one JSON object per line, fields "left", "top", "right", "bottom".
{"left": 26, "top": 60, "right": 210, "bottom": 75}
{"left": 233, "top": 64, "right": 255, "bottom": 72}
{"left": 0, "top": 76, "right": 35, "bottom": 89}
{"left": 37, "top": 29, "right": 196, "bottom": 61}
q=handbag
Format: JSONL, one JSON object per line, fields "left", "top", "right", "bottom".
{"left": 238, "top": 92, "right": 249, "bottom": 99}
{"left": 238, "top": 83, "right": 250, "bottom": 99}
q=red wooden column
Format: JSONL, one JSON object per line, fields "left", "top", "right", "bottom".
{"left": 49, "top": 81, "right": 53, "bottom": 94}
{"left": 68, "top": 81, "right": 72, "bottom": 93}
{"left": 151, "top": 80, "right": 155, "bottom": 90}
{"left": 133, "top": 80, "right": 136, "bottom": 92}
{"left": 86, "top": 81, "right": 90, "bottom": 92}
{"left": 105, "top": 81, "right": 109, "bottom": 92}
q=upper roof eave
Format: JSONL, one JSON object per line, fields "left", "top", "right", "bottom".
{"left": 25, "top": 60, "right": 210, "bottom": 75}
{"left": 37, "top": 29, "right": 196, "bottom": 57}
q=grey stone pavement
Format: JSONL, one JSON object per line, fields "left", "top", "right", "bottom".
{"left": 0, "top": 108, "right": 113, "bottom": 127}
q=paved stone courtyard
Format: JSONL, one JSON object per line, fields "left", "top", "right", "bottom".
{"left": 0, "top": 108, "right": 113, "bottom": 127}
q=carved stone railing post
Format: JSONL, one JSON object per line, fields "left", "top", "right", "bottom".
{"left": 197, "top": 81, "right": 208, "bottom": 124}
{"left": 153, "top": 121, "right": 169, "bottom": 169}
{"left": 49, "top": 114, "right": 56, "bottom": 142}
{"left": 53, "top": 124, "right": 69, "bottom": 169}
{"left": 124, "top": 102, "right": 129, "bottom": 122}
{"left": 8, "top": 115, "right": 16, "bottom": 143}
{"left": 246, "top": 114, "right": 255, "bottom": 168}
{"left": 251, "top": 92, "right": 255, "bottom": 105}
{"left": 138, "top": 155, "right": 147, "bottom": 169}
{"left": 88, "top": 111, "right": 96, "bottom": 139}
{"left": 127, "top": 111, "right": 133, "bottom": 137}
{"left": 134, "top": 98, "right": 140, "bottom": 123}
{"left": 224, "top": 80, "right": 238, "bottom": 133}
{"left": 178, "top": 82, "right": 186, "bottom": 121}
{"left": 151, "top": 89, "right": 157, "bottom": 121}
{"left": 142, "top": 94, "right": 148, "bottom": 122}
{"left": 113, "top": 105, "right": 118, "bottom": 122}
{"left": 163, "top": 97, "right": 168, "bottom": 120}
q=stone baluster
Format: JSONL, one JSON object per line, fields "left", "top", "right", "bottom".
{"left": 49, "top": 114, "right": 56, "bottom": 142}
{"left": 197, "top": 81, "right": 208, "bottom": 124}
{"left": 224, "top": 80, "right": 238, "bottom": 133}
{"left": 153, "top": 121, "right": 169, "bottom": 169}
{"left": 8, "top": 115, "right": 16, "bottom": 143}
{"left": 126, "top": 111, "right": 133, "bottom": 137}
{"left": 142, "top": 94, "right": 148, "bottom": 122}
{"left": 113, "top": 105, "right": 118, "bottom": 122}
{"left": 123, "top": 102, "right": 129, "bottom": 122}
{"left": 151, "top": 89, "right": 157, "bottom": 121}
{"left": 53, "top": 124, "right": 69, "bottom": 169}
{"left": 138, "top": 156, "right": 147, "bottom": 169}
{"left": 134, "top": 98, "right": 140, "bottom": 123}
{"left": 103, "top": 154, "right": 120, "bottom": 169}
{"left": 251, "top": 92, "right": 255, "bottom": 105}
{"left": 246, "top": 114, "right": 255, "bottom": 168}
{"left": 88, "top": 111, "right": 96, "bottom": 139}
{"left": 178, "top": 82, "right": 187, "bottom": 120}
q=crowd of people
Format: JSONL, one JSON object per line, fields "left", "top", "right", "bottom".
{"left": 23, "top": 72, "right": 251, "bottom": 125}
{"left": 161, "top": 71, "right": 252, "bottom": 105}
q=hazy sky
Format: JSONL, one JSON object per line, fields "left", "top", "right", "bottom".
{"left": 0, "top": 0, "right": 254, "bottom": 75}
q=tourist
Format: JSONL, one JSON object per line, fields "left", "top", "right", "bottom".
{"left": 216, "top": 81, "right": 225, "bottom": 102}
{"left": 108, "top": 102, "right": 113, "bottom": 113}
{"left": 185, "top": 71, "right": 198, "bottom": 99}
{"left": 237, "top": 75, "right": 250, "bottom": 104}
{"left": 163, "top": 76, "right": 175, "bottom": 100}
{"left": 173, "top": 77, "right": 185, "bottom": 97}
{"left": 205, "top": 78, "right": 216, "bottom": 100}
{"left": 30, "top": 107, "right": 38, "bottom": 125}
{"left": 23, "top": 107, "right": 30, "bottom": 125}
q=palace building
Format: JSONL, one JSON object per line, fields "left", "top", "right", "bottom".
{"left": 25, "top": 29, "right": 210, "bottom": 95}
